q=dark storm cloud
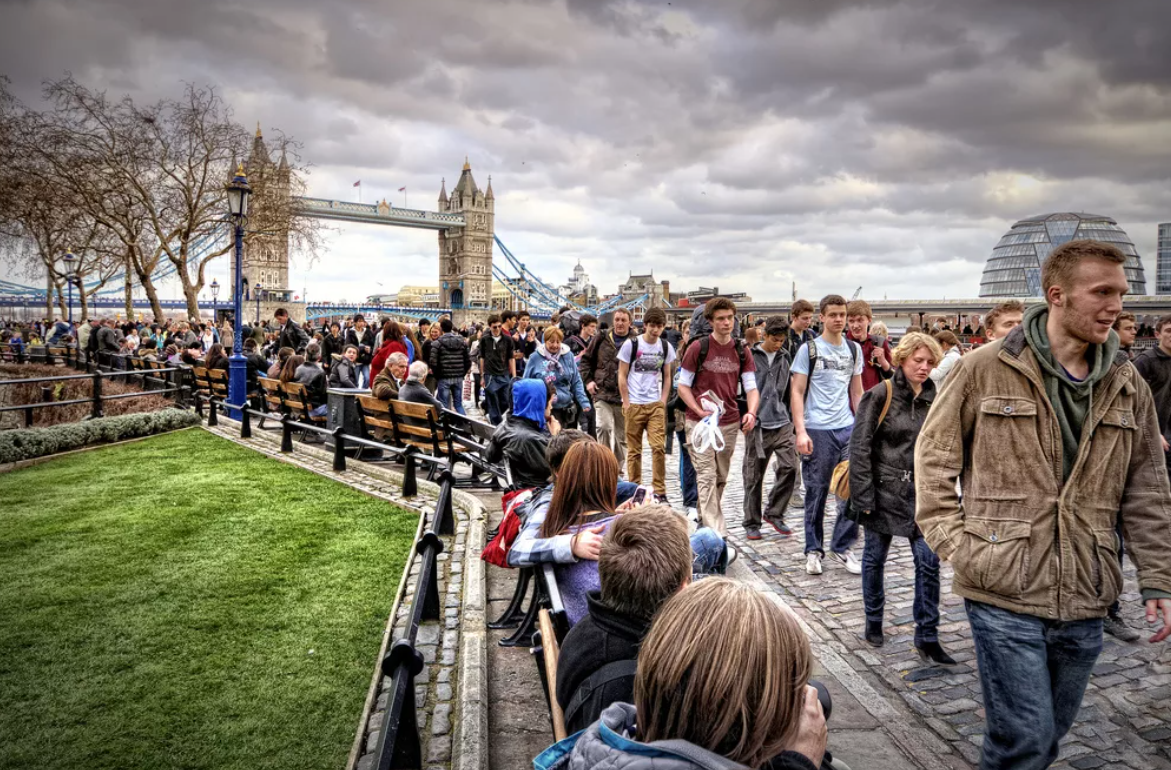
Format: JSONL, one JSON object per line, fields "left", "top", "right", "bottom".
{"left": 1, "top": 0, "right": 1169, "bottom": 300}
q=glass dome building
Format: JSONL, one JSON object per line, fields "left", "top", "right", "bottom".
{"left": 979, "top": 212, "right": 1146, "bottom": 298}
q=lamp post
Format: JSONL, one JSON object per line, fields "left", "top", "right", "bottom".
{"left": 255, "top": 283, "right": 263, "bottom": 325}
{"left": 225, "top": 163, "right": 251, "bottom": 419}
{"left": 62, "top": 251, "right": 77, "bottom": 324}
{"left": 210, "top": 278, "right": 219, "bottom": 325}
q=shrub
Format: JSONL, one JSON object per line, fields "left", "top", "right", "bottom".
{"left": 0, "top": 409, "right": 201, "bottom": 465}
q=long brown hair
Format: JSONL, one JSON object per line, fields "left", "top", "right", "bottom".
{"left": 279, "top": 354, "right": 304, "bottom": 384}
{"left": 381, "top": 319, "right": 404, "bottom": 345}
{"left": 635, "top": 578, "right": 812, "bottom": 766}
{"left": 539, "top": 442, "right": 618, "bottom": 538}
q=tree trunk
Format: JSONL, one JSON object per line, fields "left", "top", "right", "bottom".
{"left": 129, "top": 247, "right": 165, "bottom": 321}
{"left": 45, "top": 273, "right": 53, "bottom": 321}
{"left": 123, "top": 263, "right": 133, "bottom": 320}
{"left": 79, "top": 291, "right": 89, "bottom": 323}
{"left": 182, "top": 280, "right": 201, "bottom": 324}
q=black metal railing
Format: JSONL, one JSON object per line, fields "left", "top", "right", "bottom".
{"left": 0, "top": 366, "right": 190, "bottom": 426}
{"left": 198, "top": 396, "right": 459, "bottom": 770}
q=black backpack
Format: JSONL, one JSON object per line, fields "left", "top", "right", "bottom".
{"left": 563, "top": 659, "right": 638, "bottom": 735}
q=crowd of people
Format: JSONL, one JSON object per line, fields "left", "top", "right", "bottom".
{"left": 3, "top": 238, "right": 1170, "bottom": 770}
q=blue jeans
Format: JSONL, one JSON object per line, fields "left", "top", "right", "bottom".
{"left": 436, "top": 377, "right": 465, "bottom": 415}
{"left": 484, "top": 375, "right": 511, "bottom": 425}
{"left": 677, "top": 428, "right": 698, "bottom": 508}
{"left": 801, "top": 426, "right": 858, "bottom": 556}
{"left": 310, "top": 404, "right": 328, "bottom": 418}
{"left": 966, "top": 599, "right": 1102, "bottom": 770}
{"left": 690, "top": 527, "right": 725, "bottom": 575}
{"left": 863, "top": 529, "right": 940, "bottom": 644}
{"left": 356, "top": 364, "right": 370, "bottom": 389}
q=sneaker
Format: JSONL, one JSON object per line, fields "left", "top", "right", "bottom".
{"left": 916, "top": 640, "right": 958, "bottom": 666}
{"left": 833, "top": 549, "right": 862, "bottom": 575}
{"left": 789, "top": 495, "right": 805, "bottom": 509}
{"left": 765, "top": 516, "right": 793, "bottom": 537}
{"left": 653, "top": 493, "right": 671, "bottom": 505}
{"left": 806, "top": 553, "right": 823, "bottom": 575}
{"left": 685, "top": 506, "right": 699, "bottom": 524}
{"left": 725, "top": 543, "right": 739, "bottom": 566}
{"left": 745, "top": 526, "right": 762, "bottom": 541}
{"left": 1103, "top": 612, "right": 1140, "bottom": 643}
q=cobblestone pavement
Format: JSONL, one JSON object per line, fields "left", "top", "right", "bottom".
{"left": 641, "top": 438, "right": 1171, "bottom": 770}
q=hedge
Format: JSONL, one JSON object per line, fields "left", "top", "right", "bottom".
{"left": 0, "top": 409, "right": 201, "bottom": 465}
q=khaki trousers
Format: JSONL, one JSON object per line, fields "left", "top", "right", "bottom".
{"left": 684, "top": 418, "right": 741, "bottom": 536}
{"left": 624, "top": 402, "right": 667, "bottom": 494}
{"left": 596, "top": 400, "right": 626, "bottom": 469}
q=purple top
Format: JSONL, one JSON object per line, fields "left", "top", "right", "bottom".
{"left": 554, "top": 514, "right": 619, "bottom": 625}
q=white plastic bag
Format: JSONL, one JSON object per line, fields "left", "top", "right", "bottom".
{"left": 691, "top": 392, "right": 726, "bottom": 454}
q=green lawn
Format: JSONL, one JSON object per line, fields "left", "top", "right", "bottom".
{"left": 0, "top": 428, "right": 419, "bottom": 770}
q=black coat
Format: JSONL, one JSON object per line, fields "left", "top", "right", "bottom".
{"left": 345, "top": 326, "right": 376, "bottom": 365}
{"left": 486, "top": 414, "right": 551, "bottom": 489}
{"left": 847, "top": 368, "right": 936, "bottom": 538}
{"left": 321, "top": 333, "right": 346, "bottom": 371}
{"left": 278, "top": 322, "right": 309, "bottom": 353}
{"left": 429, "top": 333, "right": 471, "bottom": 380}
{"left": 329, "top": 357, "right": 359, "bottom": 389}
{"left": 399, "top": 380, "right": 443, "bottom": 410}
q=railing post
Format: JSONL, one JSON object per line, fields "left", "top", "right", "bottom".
{"left": 375, "top": 641, "right": 426, "bottom": 770}
{"left": 207, "top": 396, "right": 219, "bottom": 426}
{"left": 280, "top": 414, "right": 294, "bottom": 453}
{"left": 332, "top": 427, "right": 346, "bottom": 472}
{"left": 402, "top": 446, "right": 418, "bottom": 497}
{"left": 240, "top": 405, "right": 252, "bottom": 439}
{"left": 91, "top": 371, "right": 103, "bottom": 419}
{"left": 434, "top": 470, "right": 455, "bottom": 536}
{"left": 24, "top": 405, "right": 34, "bottom": 428}
{"left": 418, "top": 532, "right": 444, "bottom": 621}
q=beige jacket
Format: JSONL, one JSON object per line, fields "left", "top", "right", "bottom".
{"left": 915, "top": 326, "right": 1171, "bottom": 621}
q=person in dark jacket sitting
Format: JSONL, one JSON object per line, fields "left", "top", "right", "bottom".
{"left": 486, "top": 378, "right": 558, "bottom": 489}
{"left": 429, "top": 318, "right": 471, "bottom": 414}
{"left": 555, "top": 506, "right": 692, "bottom": 735}
{"left": 398, "top": 361, "right": 443, "bottom": 409}
{"left": 294, "top": 342, "right": 328, "bottom": 416}
{"left": 534, "top": 578, "right": 827, "bottom": 770}
{"left": 329, "top": 345, "right": 360, "bottom": 389}
{"left": 847, "top": 331, "right": 954, "bottom": 666}
{"left": 204, "top": 343, "right": 229, "bottom": 370}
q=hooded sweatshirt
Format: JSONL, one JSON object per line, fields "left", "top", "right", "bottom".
{"left": 1022, "top": 304, "right": 1119, "bottom": 482}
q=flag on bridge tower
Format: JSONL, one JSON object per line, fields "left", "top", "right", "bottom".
{"left": 353, "top": 180, "right": 361, "bottom": 187}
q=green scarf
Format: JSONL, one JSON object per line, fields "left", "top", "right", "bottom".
{"left": 1022, "top": 305, "right": 1118, "bottom": 482}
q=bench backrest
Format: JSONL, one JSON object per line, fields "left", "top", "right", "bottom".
{"left": 192, "top": 366, "right": 212, "bottom": 394}
{"left": 389, "top": 400, "right": 445, "bottom": 455}
{"left": 258, "top": 376, "right": 284, "bottom": 414}
{"left": 206, "top": 368, "right": 229, "bottom": 397}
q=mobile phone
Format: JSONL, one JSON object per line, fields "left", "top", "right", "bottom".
{"left": 631, "top": 486, "right": 648, "bottom": 506}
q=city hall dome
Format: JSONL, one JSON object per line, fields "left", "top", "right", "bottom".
{"left": 979, "top": 212, "right": 1146, "bottom": 298}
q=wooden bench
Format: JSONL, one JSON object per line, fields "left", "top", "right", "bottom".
{"left": 257, "top": 377, "right": 285, "bottom": 428}
{"left": 441, "top": 411, "right": 510, "bottom": 488}
{"left": 531, "top": 564, "right": 571, "bottom": 740}
{"left": 206, "top": 368, "right": 229, "bottom": 401}
{"left": 192, "top": 366, "right": 213, "bottom": 403}
{"left": 281, "top": 380, "right": 327, "bottom": 436}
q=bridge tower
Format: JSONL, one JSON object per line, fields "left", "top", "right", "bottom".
{"left": 437, "top": 159, "right": 494, "bottom": 326}
{"left": 232, "top": 124, "right": 298, "bottom": 324}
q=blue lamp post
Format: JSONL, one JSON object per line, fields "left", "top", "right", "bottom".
{"left": 62, "top": 251, "right": 77, "bottom": 324}
{"left": 225, "top": 163, "right": 251, "bottom": 419}
{"left": 210, "top": 278, "right": 219, "bottom": 324}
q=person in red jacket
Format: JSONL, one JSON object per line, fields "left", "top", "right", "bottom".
{"left": 370, "top": 319, "right": 410, "bottom": 381}
{"left": 846, "top": 300, "right": 892, "bottom": 392}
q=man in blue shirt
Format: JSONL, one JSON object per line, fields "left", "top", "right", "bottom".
{"left": 789, "top": 294, "right": 863, "bottom": 577}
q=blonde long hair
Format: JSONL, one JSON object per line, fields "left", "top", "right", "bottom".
{"left": 635, "top": 578, "right": 812, "bottom": 767}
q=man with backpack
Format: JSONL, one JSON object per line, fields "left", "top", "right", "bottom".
{"left": 790, "top": 294, "right": 863, "bottom": 576}
{"left": 567, "top": 313, "right": 598, "bottom": 434}
{"left": 617, "top": 307, "right": 675, "bottom": 501}
{"left": 582, "top": 308, "right": 636, "bottom": 468}
{"left": 677, "top": 297, "right": 759, "bottom": 536}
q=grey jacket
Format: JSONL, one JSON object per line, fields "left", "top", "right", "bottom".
{"left": 749, "top": 342, "right": 791, "bottom": 430}
{"left": 532, "top": 703, "right": 816, "bottom": 770}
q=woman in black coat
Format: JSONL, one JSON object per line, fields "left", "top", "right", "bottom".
{"left": 848, "top": 331, "right": 955, "bottom": 665}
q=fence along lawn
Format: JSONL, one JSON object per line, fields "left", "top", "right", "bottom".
{"left": 0, "top": 428, "right": 419, "bottom": 770}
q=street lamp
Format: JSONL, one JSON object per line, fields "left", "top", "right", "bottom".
{"left": 255, "top": 283, "right": 263, "bottom": 325}
{"left": 225, "top": 163, "right": 251, "bottom": 419}
{"left": 62, "top": 251, "right": 77, "bottom": 325}
{"left": 210, "top": 278, "right": 219, "bottom": 325}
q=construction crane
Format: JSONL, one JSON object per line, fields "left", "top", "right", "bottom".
{"left": 851, "top": 286, "right": 862, "bottom": 300}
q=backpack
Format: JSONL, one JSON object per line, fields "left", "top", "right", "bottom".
{"left": 829, "top": 379, "right": 893, "bottom": 501}
{"left": 563, "top": 659, "right": 638, "bottom": 735}
{"left": 677, "top": 335, "right": 750, "bottom": 415}
{"left": 479, "top": 488, "right": 535, "bottom": 568}
{"left": 559, "top": 310, "right": 584, "bottom": 338}
{"left": 687, "top": 305, "right": 741, "bottom": 341}
{"left": 619, "top": 336, "right": 671, "bottom": 374}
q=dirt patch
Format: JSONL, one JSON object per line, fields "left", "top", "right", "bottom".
{"left": 0, "top": 364, "right": 177, "bottom": 429}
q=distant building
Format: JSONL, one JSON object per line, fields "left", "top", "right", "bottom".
{"left": 557, "top": 261, "right": 599, "bottom": 306}
{"left": 980, "top": 212, "right": 1146, "bottom": 297}
{"left": 617, "top": 273, "right": 671, "bottom": 322}
{"left": 395, "top": 285, "right": 441, "bottom": 309}
{"left": 365, "top": 293, "right": 398, "bottom": 305}
{"left": 491, "top": 278, "right": 528, "bottom": 313}
{"left": 1158, "top": 223, "right": 1171, "bottom": 295}
{"left": 681, "top": 286, "right": 752, "bottom": 307}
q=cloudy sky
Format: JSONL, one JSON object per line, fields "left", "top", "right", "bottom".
{"left": 3, "top": 0, "right": 1170, "bottom": 305}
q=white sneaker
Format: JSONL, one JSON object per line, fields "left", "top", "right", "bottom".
{"left": 685, "top": 506, "right": 699, "bottom": 524}
{"left": 806, "top": 553, "right": 823, "bottom": 575}
{"left": 833, "top": 549, "right": 862, "bottom": 575}
{"left": 725, "top": 543, "right": 738, "bottom": 567}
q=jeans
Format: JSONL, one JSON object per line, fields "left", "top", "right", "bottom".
{"left": 484, "top": 374, "right": 511, "bottom": 425}
{"left": 356, "top": 364, "right": 370, "bottom": 389}
{"left": 862, "top": 529, "right": 940, "bottom": 644}
{"left": 690, "top": 527, "right": 726, "bottom": 575}
{"left": 801, "top": 426, "right": 858, "bottom": 556}
{"left": 742, "top": 424, "right": 799, "bottom": 529}
{"left": 310, "top": 404, "right": 328, "bottom": 418}
{"left": 677, "top": 428, "right": 698, "bottom": 508}
{"left": 624, "top": 402, "right": 667, "bottom": 494}
{"left": 966, "top": 599, "right": 1102, "bottom": 770}
{"left": 436, "top": 377, "right": 465, "bottom": 414}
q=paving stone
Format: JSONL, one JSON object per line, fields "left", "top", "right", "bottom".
{"left": 431, "top": 703, "right": 452, "bottom": 735}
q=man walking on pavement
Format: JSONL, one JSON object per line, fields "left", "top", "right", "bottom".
{"left": 677, "top": 297, "right": 759, "bottom": 537}
{"left": 582, "top": 308, "right": 636, "bottom": 469}
{"left": 479, "top": 314, "right": 516, "bottom": 425}
{"left": 846, "top": 300, "right": 893, "bottom": 391}
{"left": 742, "top": 316, "right": 798, "bottom": 540}
{"left": 916, "top": 240, "right": 1171, "bottom": 770}
{"left": 784, "top": 298, "right": 817, "bottom": 510}
{"left": 568, "top": 313, "right": 599, "bottom": 434}
{"left": 430, "top": 318, "right": 471, "bottom": 415}
{"left": 790, "top": 294, "right": 863, "bottom": 576}
{"left": 617, "top": 307, "right": 675, "bottom": 501}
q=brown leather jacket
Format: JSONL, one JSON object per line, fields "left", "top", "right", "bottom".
{"left": 915, "top": 326, "right": 1171, "bottom": 621}
{"left": 371, "top": 368, "right": 401, "bottom": 401}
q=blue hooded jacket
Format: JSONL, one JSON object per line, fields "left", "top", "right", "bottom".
{"left": 524, "top": 343, "right": 590, "bottom": 413}
{"left": 512, "top": 378, "right": 549, "bottom": 430}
